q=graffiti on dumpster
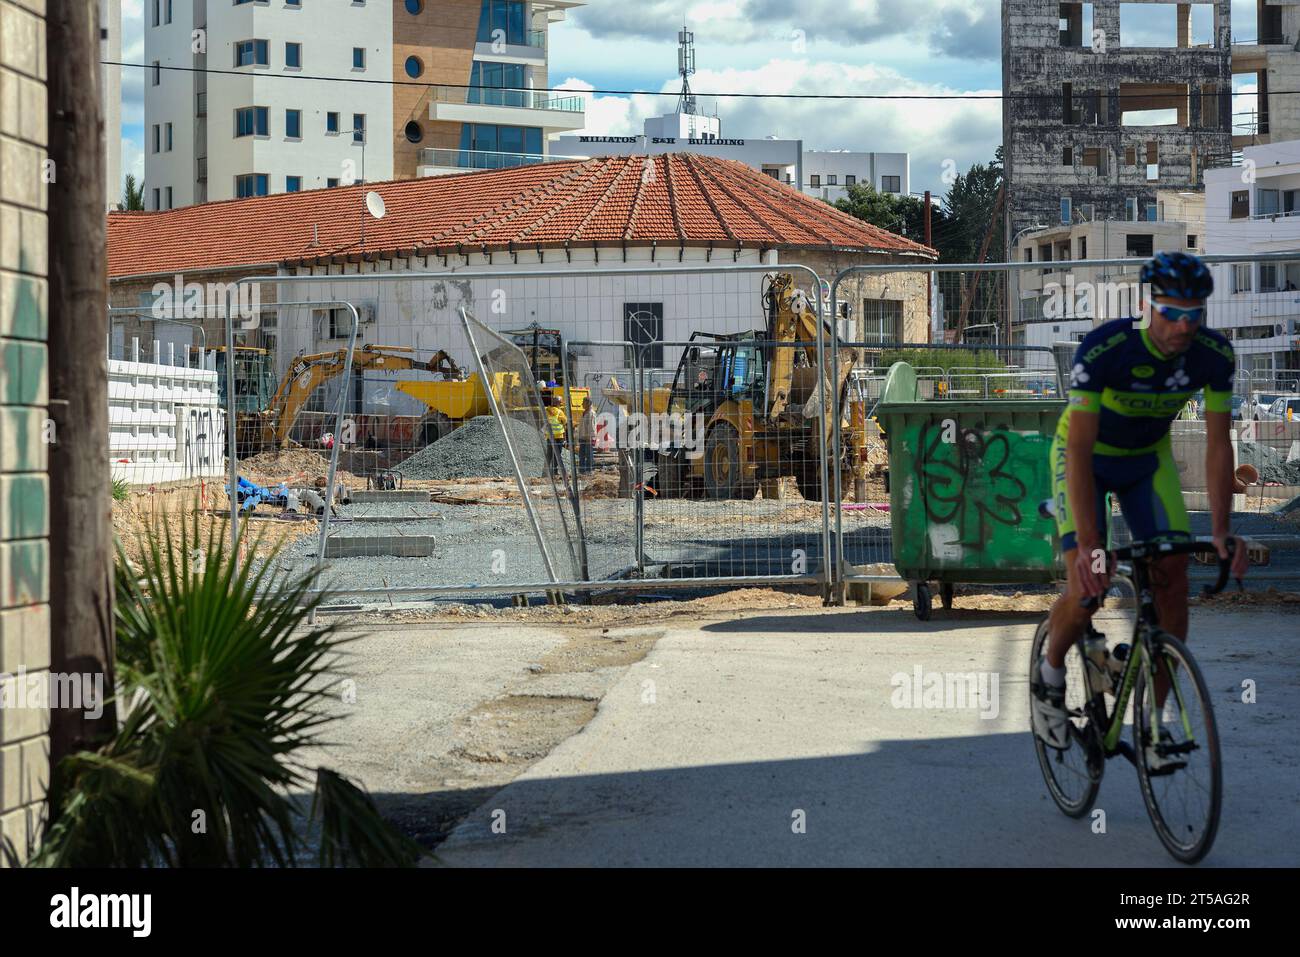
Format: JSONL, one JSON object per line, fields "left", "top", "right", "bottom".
{"left": 895, "top": 421, "right": 1057, "bottom": 572}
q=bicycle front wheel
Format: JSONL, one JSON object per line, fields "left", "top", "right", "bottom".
{"left": 1030, "top": 617, "right": 1101, "bottom": 818}
{"left": 1133, "top": 632, "right": 1223, "bottom": 864}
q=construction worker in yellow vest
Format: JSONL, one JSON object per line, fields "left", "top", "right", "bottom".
{"left": 545, "top": 394, "right": 568, "bottom": 468}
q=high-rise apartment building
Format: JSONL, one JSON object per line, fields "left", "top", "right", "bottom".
{"left": 143, "top": 0, "right": 585, "bottom": 210}
{"left": 102, "top": 0, "right": 122, "bottom": 209}
{"left": 1001, "top": 1, "right": 1232, "bottom": 249}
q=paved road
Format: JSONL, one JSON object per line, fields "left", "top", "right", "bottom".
{"left": 435, "top": 606, "right": 1300, "bottom": 866}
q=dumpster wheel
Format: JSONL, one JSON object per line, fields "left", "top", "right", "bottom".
{"left": 913, "top": 582, "right": 932, "bottom": 621}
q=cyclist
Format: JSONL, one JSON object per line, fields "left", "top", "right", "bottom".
{"left": 1032, "top": 252, "right": 1250, "bottom": 762}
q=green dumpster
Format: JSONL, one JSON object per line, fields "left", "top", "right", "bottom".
{"left": 876, "top": 361, "right": 1067, "bottom": 620}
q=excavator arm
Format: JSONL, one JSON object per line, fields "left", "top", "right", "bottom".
{"left": 762, "top": 274, "right": 859, "bottom": 431}
{"left": 265, "top": 345, "right": 442, "bottom": 447}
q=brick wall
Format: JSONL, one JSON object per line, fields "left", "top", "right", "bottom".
{"left": 0, "top": 0, "right": 50, "bottom": 866}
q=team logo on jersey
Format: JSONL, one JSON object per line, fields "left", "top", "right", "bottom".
{"left": 1133, "top": 364, "right": 1154, "bottom": 378}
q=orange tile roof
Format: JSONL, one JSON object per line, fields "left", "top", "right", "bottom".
{"left": 107, "top": 154, "right": 936, "bottom": 278}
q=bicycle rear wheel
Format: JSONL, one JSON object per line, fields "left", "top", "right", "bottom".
{"left": 1030, "top": 617, "right": 1101, "bottom": 817}
{"left": 1132, "top": 632, "right": 1222, "bottom": 864}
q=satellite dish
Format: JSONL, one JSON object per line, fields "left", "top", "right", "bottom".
{"left": 365, "top": 191, "right": 386, "bottom": 220}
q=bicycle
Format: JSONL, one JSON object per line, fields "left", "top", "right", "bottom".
{"left": 1029, "top": 537, "right": 1238, "bottom": 864}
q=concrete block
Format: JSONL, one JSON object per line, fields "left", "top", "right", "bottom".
{"left": 0, "top": 742, "right": 17, "bottom": 812}
{"left": 0, "top": 269, "right": 46, "bottom": 339}
{"left": 348, "top": 489, "right": 431, "bottom": 503}
{"left": 0, "top": 473, "right": 46, "bottom": 538}
{"left": 18, "top": 736, "right": 45, "bottom": 806}
{"left": 0, "top": 339, "right": 45, "bottom": 404}
{"left": 324, "top": 535, "right": 436, "bottom": 558}
{"left": 0, "top": 603, "right": 46, "bottom": 672}
{"left": 0, "top": 406, "right": 48, "bottom": 472}
{"left": 0, "top": 539, "right": 47, "bottom": 606}
{"left": 0, "top": 668, "right": 48, "bottom": 741}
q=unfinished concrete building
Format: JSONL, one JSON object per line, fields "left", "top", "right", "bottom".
{"left": 1232, "top": 2, "right": 1300, "bottom": 146}
{"left": 1002, "top": 1, "right": 1233, "bottom": 252}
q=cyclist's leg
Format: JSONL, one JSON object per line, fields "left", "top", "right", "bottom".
{"left": 1113, "top": 441, "right": 1192, "bottom": 640}
{"left": 1113, "top": 441, "right": 1191, "bottom": 708}
{"left": 1045, "top": 435, "right": 1109, "bottom": 669}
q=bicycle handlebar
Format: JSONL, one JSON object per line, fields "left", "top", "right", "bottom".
{"left": 1079, "top": 537, "right": 1239, "bottom": 610}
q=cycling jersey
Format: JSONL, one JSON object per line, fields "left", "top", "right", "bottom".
{"left": 1051, "top": 318, "right": 1235, "bottom": 551}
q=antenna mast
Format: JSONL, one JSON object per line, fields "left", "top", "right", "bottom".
{"left": 677, "top": 26, "right": 697, "bottom": 116}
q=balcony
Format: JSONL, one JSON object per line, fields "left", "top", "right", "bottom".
{"left": 428, "top": 85, "right": 584, "bottom": 133}
{"left": 416, "top": 147, "right": 586, "bottom": 177}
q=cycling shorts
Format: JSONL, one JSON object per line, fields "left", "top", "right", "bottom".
{"left": 1050, "top": 432, "right": 1190, "bottom": 553}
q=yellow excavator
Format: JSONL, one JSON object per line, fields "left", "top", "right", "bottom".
{"left": 647, "top": 273, "right": 868, "bottom": 501}
{"left": 236, "top": 344, "right": 455, "bottom": 454}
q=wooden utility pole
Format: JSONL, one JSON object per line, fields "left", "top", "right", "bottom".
{"left": 924, "top": 190, "right": 933, "bottom": 328}
{"left": 47, "top": 0, "right": 117, "bottom": 767}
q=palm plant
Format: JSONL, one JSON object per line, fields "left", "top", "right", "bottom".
{"left": 122, "top": 173, "right": 145, "bottom": 211}
{"left": 30, "top": 508, "right": 421, "bottom": 867}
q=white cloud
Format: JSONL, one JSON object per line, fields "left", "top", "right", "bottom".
{"left": 559, "top": 59, "right": 1001, "bottom": 196}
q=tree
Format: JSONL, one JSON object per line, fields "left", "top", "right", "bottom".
{"left": 940, "top": 146, "right": 1006, "bottom": 264}
{"left": 122, "top": 173, "right": 145, "bottom": 211}
{"left": 834, "top": 183, "right": 945, "bottom": 249}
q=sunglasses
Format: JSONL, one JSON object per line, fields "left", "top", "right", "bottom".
{"left": 1153, "top": 303, "right": 1205, "bottom": 325}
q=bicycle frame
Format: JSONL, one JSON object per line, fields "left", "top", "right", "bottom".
{"left": 1084, "top": 562, "right": 1195, "bottom": 764}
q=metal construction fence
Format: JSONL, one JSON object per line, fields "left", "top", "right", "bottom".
{"left": 105, "top": 254, "right": 1300, "bottom": 606}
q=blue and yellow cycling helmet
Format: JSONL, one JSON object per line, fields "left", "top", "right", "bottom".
{"left": 1140, "top": 251, "right": 1213, "bottom": 301}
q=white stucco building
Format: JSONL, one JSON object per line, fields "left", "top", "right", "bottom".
{"left": 1203, "top": 140, "right": 1300, "bottom": 382}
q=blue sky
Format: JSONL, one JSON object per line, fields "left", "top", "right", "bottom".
{"left": 116, "top": 0, "right": 1263, "bottom": 204}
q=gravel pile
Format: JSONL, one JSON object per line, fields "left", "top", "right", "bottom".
{"left": 1238, "top": 441, "right": 1300, "bottom": 485}
{"left": 396, "top": 415, "right": 549, "bottom": 480}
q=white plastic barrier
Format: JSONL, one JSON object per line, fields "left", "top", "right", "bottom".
{"left": 109, "top": 343, "right": 225, "bottom": 485}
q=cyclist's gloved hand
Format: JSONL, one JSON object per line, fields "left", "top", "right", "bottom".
{"left": 1074, "top": 539, "right": 1110, "bottom": 599}
{"left": 1213, "top": 534, "right": 1250, "bottom": 580}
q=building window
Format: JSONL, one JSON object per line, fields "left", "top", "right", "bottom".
{"left": 1062, "top": 146, "right": 1073, "bottom": 165}
{"left": 861, "top": 299, "right": 903, "bottom": 343}
{"left": 827, "top": 174, "right": 838, "bottom": 186}
{"left": 287, "top": 176, "right": 302, "bottom": 192}
{"left": 1143, "top": 203, "right": 1157, "bottom": 222}
{"left": 165, "top": 0, "right": 172, "bottom": 24}
{"left": 1125, "top": 234, "right": 1153, "bottom": 258}
{"left": 404, "top": 121, "right": 423, "bottom": 143}
{"left": 315, "top": 307, "right": 353, "bottom": 340}
{"left": 1125, "top": 197, "right": 1138, "bottom": 221}
{"left": 623, "top": 303, "right": 664, "bottom": 368}
{"left": 235, "top": 107, "right": 269, "bottom": 137}
{"left": 165, "top": 186, "right": 173, "bottom": 209}
{"left": 151, "top": 60, "right": 161, "bottom": 85}
{"left": 151, "top": 124, "right": 160, "bottom": 152}
{"left": 477, "top": 0, "right": 528, "bottom": 46}
{"left": 1078, "top": 236, "right": 1087, "bottom": 259}
{"left": 326, "top": 112, "right": 340, "bottom": 133}
{"left": 236, "top": 174, "right": 269, "bottom": 198}
{"left": 882, "top": 175, "right": 900, "bottom": 193}
{"left": 457, "top": 123, "right": 543, "bottom": 163}
{"left": 287, "top": 0, "right": 300, "bottom": 6}
{"left": 1060, "top": 197, "right": 1072, "bottom": 224}
{"left": 1232, "top": 264, "right": 1252, "bottom": 293}
{"left": 327, "top": 177, "right": 340, "bottom": 187}
{"left": 1124, "top": 145, "right": 1136, "bottom": 166}
{"left": 285, "top": 109, "right": 301, "bottom": 138}
{"left": 810, "top": 174, "right": 821, "bottom": 188}
{"left": 165, "top": 122, "right": 173, "bottom": 151}
{"left": 352, "top": 114, "right": 365, "bottom": 142}
{"left": 352, "top": 47, "right": 366, "bottom": 70}
{"left": 1187, "top": 234, "right": 1197, "bottom": 249}
{"left": 469, "top": 61, "right": 528, "bottom": 106}
{"left": 235, "top": 40, "right": 269, "bottom": 67}
{"left": 1230, "top": 190, "right": 1249, "bottom": 219}
{"left": 405, "top": 56, "right": 423, "bottom": 78}
{"left": 1079, "top": 203, "right": 1095, "bottom": 221}
{"left": 286, "top": 42, "right": 301, "bottom": 68}
{"left": 845, "top": 174, "right": 856, "bottom": 186}
{"left": 152, "top": 188, "right": 160, "bottom": 209}
{"left": 1260, "top": 263, "right": 1280, "bottom": 292}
